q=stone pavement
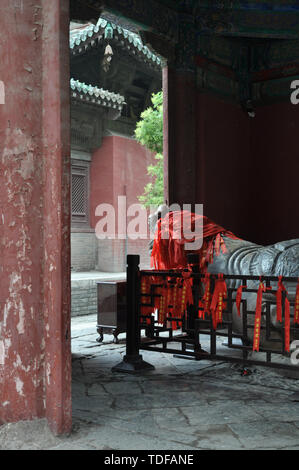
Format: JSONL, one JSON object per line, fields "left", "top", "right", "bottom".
{"left": 1, "top": 313, "right": 299, "bottom": 450}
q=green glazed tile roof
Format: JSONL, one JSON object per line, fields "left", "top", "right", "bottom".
{"left": 70, "top": 17, "right": 162, "bottom": 67}
{"left": 70, "top": 78, "right": 125, "bottom": 110}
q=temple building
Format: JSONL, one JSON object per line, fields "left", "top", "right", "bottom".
{"left": 1, "top": 0, "right": 299, "bottom": 435}
{"left": 69, "top": 17, "right": 162, "bottom": 272}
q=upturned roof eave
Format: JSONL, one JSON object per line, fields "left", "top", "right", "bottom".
{"left": 70, "top": 17, "right": 162, "bottom": 68}
{"left": 70, "top": 78, "right": 126, "bottom": 111}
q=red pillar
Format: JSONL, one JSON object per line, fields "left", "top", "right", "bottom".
{"left": 162, "top": 11, "right": 197, "bottom": 208}
{"left": 0, "top": 0, "right": 71, "bottom": 435}
{"left": 163, "top": 66, "right": 197, "bottom": 207}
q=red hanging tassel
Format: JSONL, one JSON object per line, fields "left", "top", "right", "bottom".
{"left": 157, "top": 282, "right": 168, "bottom": 325}
{"left": 236, "top": 285, "right": 247, "bottom": 316}
{"left": 210, "top": 273, "right": 227, "bottom": 329}
{"left": 172, "top": 281, "right": 179, "bottom": 318}
{"left": 276, "top": 276, "right": 285, "bottom": 323}
{"left": 220, "top": 235, "right": 228, "bottom": 254}
{"left": 175, "top": 280, "right": 183, "bottom": 318}
{"left": 157, "top": 286, "right": 164, "bottom": 324}
{"left": 164, "top": 280, "right": 174, "bottom": 329}
{"left": 169, "top": 277, "right": 185, "bottom": 328}
{"left": 167, "top": 282, "right": 175, "bottom": 329}
{"left": 166, "top": 280, "right": 178, "bottom": 330}
{"left": 214, "top": 233, "right": 221, "bottom": 257}
{"left": 198, "top": 299, "right": 204, "bottom": 319}
{"left": 182, "top": 270, "right": 194, "bottom": 306}
{"left": 168, "top": 279, "right": 185, "bottom": 330}
{"left": 276, "top": 277, "right": 292, "bottom": 352}
{"left": 140, "top": 276, "right": 154, "bottom": 320}
{"left": 253, "top": 280, "right": 266, "bottom": 352}
{"left": 295, "top": 278, "right": 299, "bottom": 325}
{"left": 285, "top": 296, "right": 291, "bottom": 353}
{"left": 253, "top": 279, "right": 273, "bottom": 352}
{"left": 202, "top": 273, "right": 211, "bottom": 318}
{"left": 166, "top": 281, "right": 172, "bottom": 312}
{"left": 153, "top": 276, "right": 161, "bottom": 312}
{"left": 205, "top": 239, "right": 214, "bottom": 265}
{"left": 180, "top": 282, "right": 188, "bottom": 317}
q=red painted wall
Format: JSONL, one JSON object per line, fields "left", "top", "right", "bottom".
{"left": 250, "top": 101, "right": 299, "bottom": 244}
{"left": 90, "top": 136, "right": 115, "bottom": 219}
{"left": 90, "top": 136, "right": 156, "bottom": 269}
{"left": 91, "top": 136, "right": 155, "bottom": 226}
{"left": 113, "top": 136, "right": 155, "bottom": 212}
{"left": 196, "top": 93, "right": 299, "bottom": 245}
{"left": 196, "top": 93, "right": 250, "bottom": 238}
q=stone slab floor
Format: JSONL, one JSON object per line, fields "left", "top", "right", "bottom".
{"left": 1, "top": 313, "right": 299, "bottom": 450}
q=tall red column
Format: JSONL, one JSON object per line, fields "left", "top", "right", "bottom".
{"left": 0, "top": 0, "right": 71, "bottom": 435}
{"left": 163, "top": 67, "right": 197, "bottom": 207}
{"left": 163, "top": 12, "right": 197, "bottom": 208}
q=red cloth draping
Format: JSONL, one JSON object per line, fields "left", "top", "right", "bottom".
{"left": 151, "top": 210, "right": 240, "bottom": 272}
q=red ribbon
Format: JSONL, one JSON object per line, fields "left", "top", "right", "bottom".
{"left": 220, "top": 235, "right": 228, "bottom": 254}
{"left": 167, "top": 274, "right": 191, "bottom": 329}
{"left": 276, "top": 276, "right": 286, "bottom": 323}
{"left": 284, "top": 296, "right": 291, "bottom": 353}
{"left": 151, "top": 211, "right": 241, "bottom": 273}
{"left": 215, "top": 233, "right": 221, "bottom": 257}
{"left": 201, "top": 273, "right": 211, "bottom": 319}
{"left": 210, "top": 273, "right": 227, "bottom": 329}
{"left": 158, "top": 283, "right": 168, "bottom": 325}
{"left": 172, "top": 282, "right": 179, "bottom": 318}
{"left": 253, "top": 281, "right": 266, "bottom": 352}
{"left": 253, "top": 280, "right": 272, "bottom": 352}
{"left": 140, "top": 276, "right": 154, "bottom": 321}
{"left": 295, "top": 278, "right": 299, "bottom": 325}
{"left": 276, "top": 276, "right": 292, "bottom": 352}
{"left": 214, "top": 233, "right": 227, "bottom": 257}
{"left": 236, "top": 285, "right": 247, "bottom": 316}
{"left": 175, "top": 280, "right": 183, "bottom": 318}
{"left": 182, "top": 270, "right": 194, "bottom": 307}
{"left": 153, "top": 276, "right": 162, "bottom": 311}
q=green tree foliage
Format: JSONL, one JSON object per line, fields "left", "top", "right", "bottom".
{"left": 135, "top": 91, "right": 164, "bottom": 208}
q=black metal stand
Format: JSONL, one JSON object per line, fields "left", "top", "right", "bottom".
{"left": 112, "top": 255, "right": 155, "bottom": 373}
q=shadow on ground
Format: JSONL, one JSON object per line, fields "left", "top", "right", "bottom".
{"left": 1, "top": 314, "right": 299, "bottom": 450}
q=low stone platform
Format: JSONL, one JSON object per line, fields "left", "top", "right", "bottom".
{"left": 1, "top": 313, "right": 299, "bottom": 450}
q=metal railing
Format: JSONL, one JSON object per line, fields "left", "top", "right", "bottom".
{"left": 112, "top": 254, "right": 299, "bottom": 373}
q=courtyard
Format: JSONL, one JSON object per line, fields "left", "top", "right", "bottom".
{"left": 1, "top": 313, "right": 299, "bottom": 451}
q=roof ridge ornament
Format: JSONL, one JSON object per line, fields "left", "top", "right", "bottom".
{"left": 104, "top": 22, "right": 114, "bottom": 40}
